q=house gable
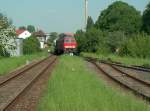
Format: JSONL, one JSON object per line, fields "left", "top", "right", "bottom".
{"left": 16, "top": 30, "right": 31, "bottom": 39}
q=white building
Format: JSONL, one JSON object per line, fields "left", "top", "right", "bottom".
{"left": 16, "top": 29, "right": 31, "bottom": 39}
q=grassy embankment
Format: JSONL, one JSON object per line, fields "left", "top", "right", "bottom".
{"left": 0, "top": 51, "right": 49, "bottom": 76}
{"left": 81, "top": 52, "right": 150, "bottom": 67}
{"left": 38, "top": 55, "right": 150, "bottom": 111}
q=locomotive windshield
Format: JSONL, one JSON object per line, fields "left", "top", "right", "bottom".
{"left": 64, "top": 39, "right": 70, "bottom": 43}
{"left": 64, "top": 36, "right": 75, "bottom": 43}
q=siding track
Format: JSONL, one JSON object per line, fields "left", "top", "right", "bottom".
{"left": 85, "top": 57, "right": 150, "bottom": 102}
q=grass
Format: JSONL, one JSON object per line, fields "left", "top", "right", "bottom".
{"left": 38, "top": 55, "right": 150, "bottom": 111}
{"left": 81, "top": 52, "right": 150, "bottom": 67}
{"left": 0, "top": 51, "right": 49, "bottom": 75}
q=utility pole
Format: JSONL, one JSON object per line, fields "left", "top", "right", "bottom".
{"left": 84, "top": 0, "right": 88, "bottom": 30}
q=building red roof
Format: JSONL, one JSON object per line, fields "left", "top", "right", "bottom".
{"left": 16, "top": 29, "right": 26, "bottom": 35}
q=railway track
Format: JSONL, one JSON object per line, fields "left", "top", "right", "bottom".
{"left": 0, "top": 55, "right": 57, "bottom": 111}
{"left": 101, "top": 60, "right": 150, "bottom": 73}
{"left": 84, "top": 57, "right": 150, "bottom": 72}
{"left": 85, "top": 57, "right": 150, "bottom": 101}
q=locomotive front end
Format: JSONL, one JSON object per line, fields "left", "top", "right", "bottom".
{"left": 63, "top": 37, "right": 77, "bottom": 53}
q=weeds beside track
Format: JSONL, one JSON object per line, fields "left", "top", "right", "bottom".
{"left": 85, "top": 57, "right": 150, "bottom": 102}
{"left": 38, "top": 55, "right": 150, "bottom": 111}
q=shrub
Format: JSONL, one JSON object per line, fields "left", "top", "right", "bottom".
{"left": 23, "top": 36, "right": 41, "bottom": 55}
{"left": 119, "top": 34, "right": 150, "bottom": 58}
{"left": 75, "top": 28, "right": 109, "bottom": 53}
{"left": 103, "top": 31, "right": 127, "bottom": 53}
{"left": 0, "top": 45, "right": 10, "bottom": 57}
{"left": 84, "top": 28, "right": 102, "bottom": 52}
{"left": 142, "top": 2, "right": 150, "bottom": 34}
{"left": 75, "top": 30, "right": 86, "bottom": 53}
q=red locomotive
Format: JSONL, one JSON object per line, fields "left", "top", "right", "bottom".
{"left": 54, "top": 33, "right": 77, "bottom": 55}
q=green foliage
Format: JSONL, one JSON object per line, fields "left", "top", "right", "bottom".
{"left": 0, "top": 14, "right": 9, "bottom": 29}
{"left": 75, "top": 28, "right": 108, "bottom": 53}
{"left": 142, "top": 2, "right": 150, "bottom": 34}
{"left": 23, "top": 36, "right": 41, "bottom": 54}
{"left": 86, "top": 16, "right": 94, "bottom": 30}
{"left": 19, "top": 25, "right": 36, "bottom": 33}
{"left": 75, "top": 30, "right": 86, "bottom": 53}
{"left": 0, "top": 45, "right": 10, "bottom": 57}
{"left": 27, "top": 25, "right": 35, "bottom": 33}
{"left": 0, "top": 13, "right": 16, "bottom": 57}
{"left": 19, "top": 26, "right": 26, "bottom": 30}
{"left": 76, "top": 1, "right": 150, "bottom": 59}
{"left": 47, "top": 32, "right": 58, "bottom": 46}
{"left": 84, "top": 28, "right": 102, "bottom": 52}
{"left": 104, "top": 31, "right": 127, "bottom": 53}
{"left": 119, "top": 34, "right": 150, "bottom": 58}
{"left": 76, "top": 30, "right": 127, "bottom": 54}
{"left": 95, "top": 1, "right": 142, "bottom": 35}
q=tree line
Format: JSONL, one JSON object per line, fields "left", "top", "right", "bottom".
{"left": 75, "top": 1, "right": 150, "bottom": 58}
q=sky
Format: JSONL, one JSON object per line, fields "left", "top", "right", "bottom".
{"left": 0, "top": 0, "right": 149, "bottom": 33}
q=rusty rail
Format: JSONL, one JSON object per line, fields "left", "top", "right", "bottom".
{"left": 85, "top": 57, "right": 150, "bottom": 102}
{"left": 0, "top": 55, "right": 57, "bottom": 111}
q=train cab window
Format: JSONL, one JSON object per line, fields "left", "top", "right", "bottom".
{"left": 64, "top": 39, "right": 70, "bottom": 43}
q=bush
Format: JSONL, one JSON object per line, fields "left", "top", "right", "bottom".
{"left": 75, "top": 28, "right": 109, "bottom": 53}
{"left": 84, "top": 28, "right": 102, "bottom": 52}
{"left": 47, "top": 32, "right": 58, "bottom": 47}
{"left": 23, "top": 36, "right": 41, "bottom": 54}
{"left": 0, "top": 45, "right": 10, "bottom": 57}
{"left": 142, "top": 2, "right": 150, "bottom": 34}
{"left": 75, "top": 30, "right": 85, "bottom": 53}
{"left": 103, "top": 31, "right": 127, "bottom": 53}
{"left": 119, "top": 34, "right": 150, "bottom": 58}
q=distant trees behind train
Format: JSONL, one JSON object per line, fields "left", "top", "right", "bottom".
{"left": 19, "top": 25, "right": 36, "bottom": 33}
{"left": 47, "top": 32, "right": 58, "bottom": 47}
{"left": 75, "top": 1, "right": 150, "bottom": 58}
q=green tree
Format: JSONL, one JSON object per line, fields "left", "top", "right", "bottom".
{"left": 23, "top": 36, "right": 41, "bottom": 54}
{"left": 0, "top": 13, "right": 16, "bottom": 56}
{"left": 47, "top": 32, "right": 58, "bottom": 46}
{"left": 119, "top": 34, "right": 150, "bottom": 58}
{"left": 75, "top": 28, "right": 108, "bottom": 53}
{"left": 75, "top": 30, "right": 85, "bottom": 53}
{"left": 105, "top": 31, "right": 126, "bottom": 53}
{"left": 86, "top": 16, "right": 94, "bottom": 30}
{"left": 19, "top": 26, "right": 26, "bottom": 30}
{"left": 27, "top": 25, "right": 35, "bottom": 33}
{"left": 142, "top": 2, "right": 150, "bottom": 34}
{"left": 95, "top": 1, "right": 142, "bottom": 35}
